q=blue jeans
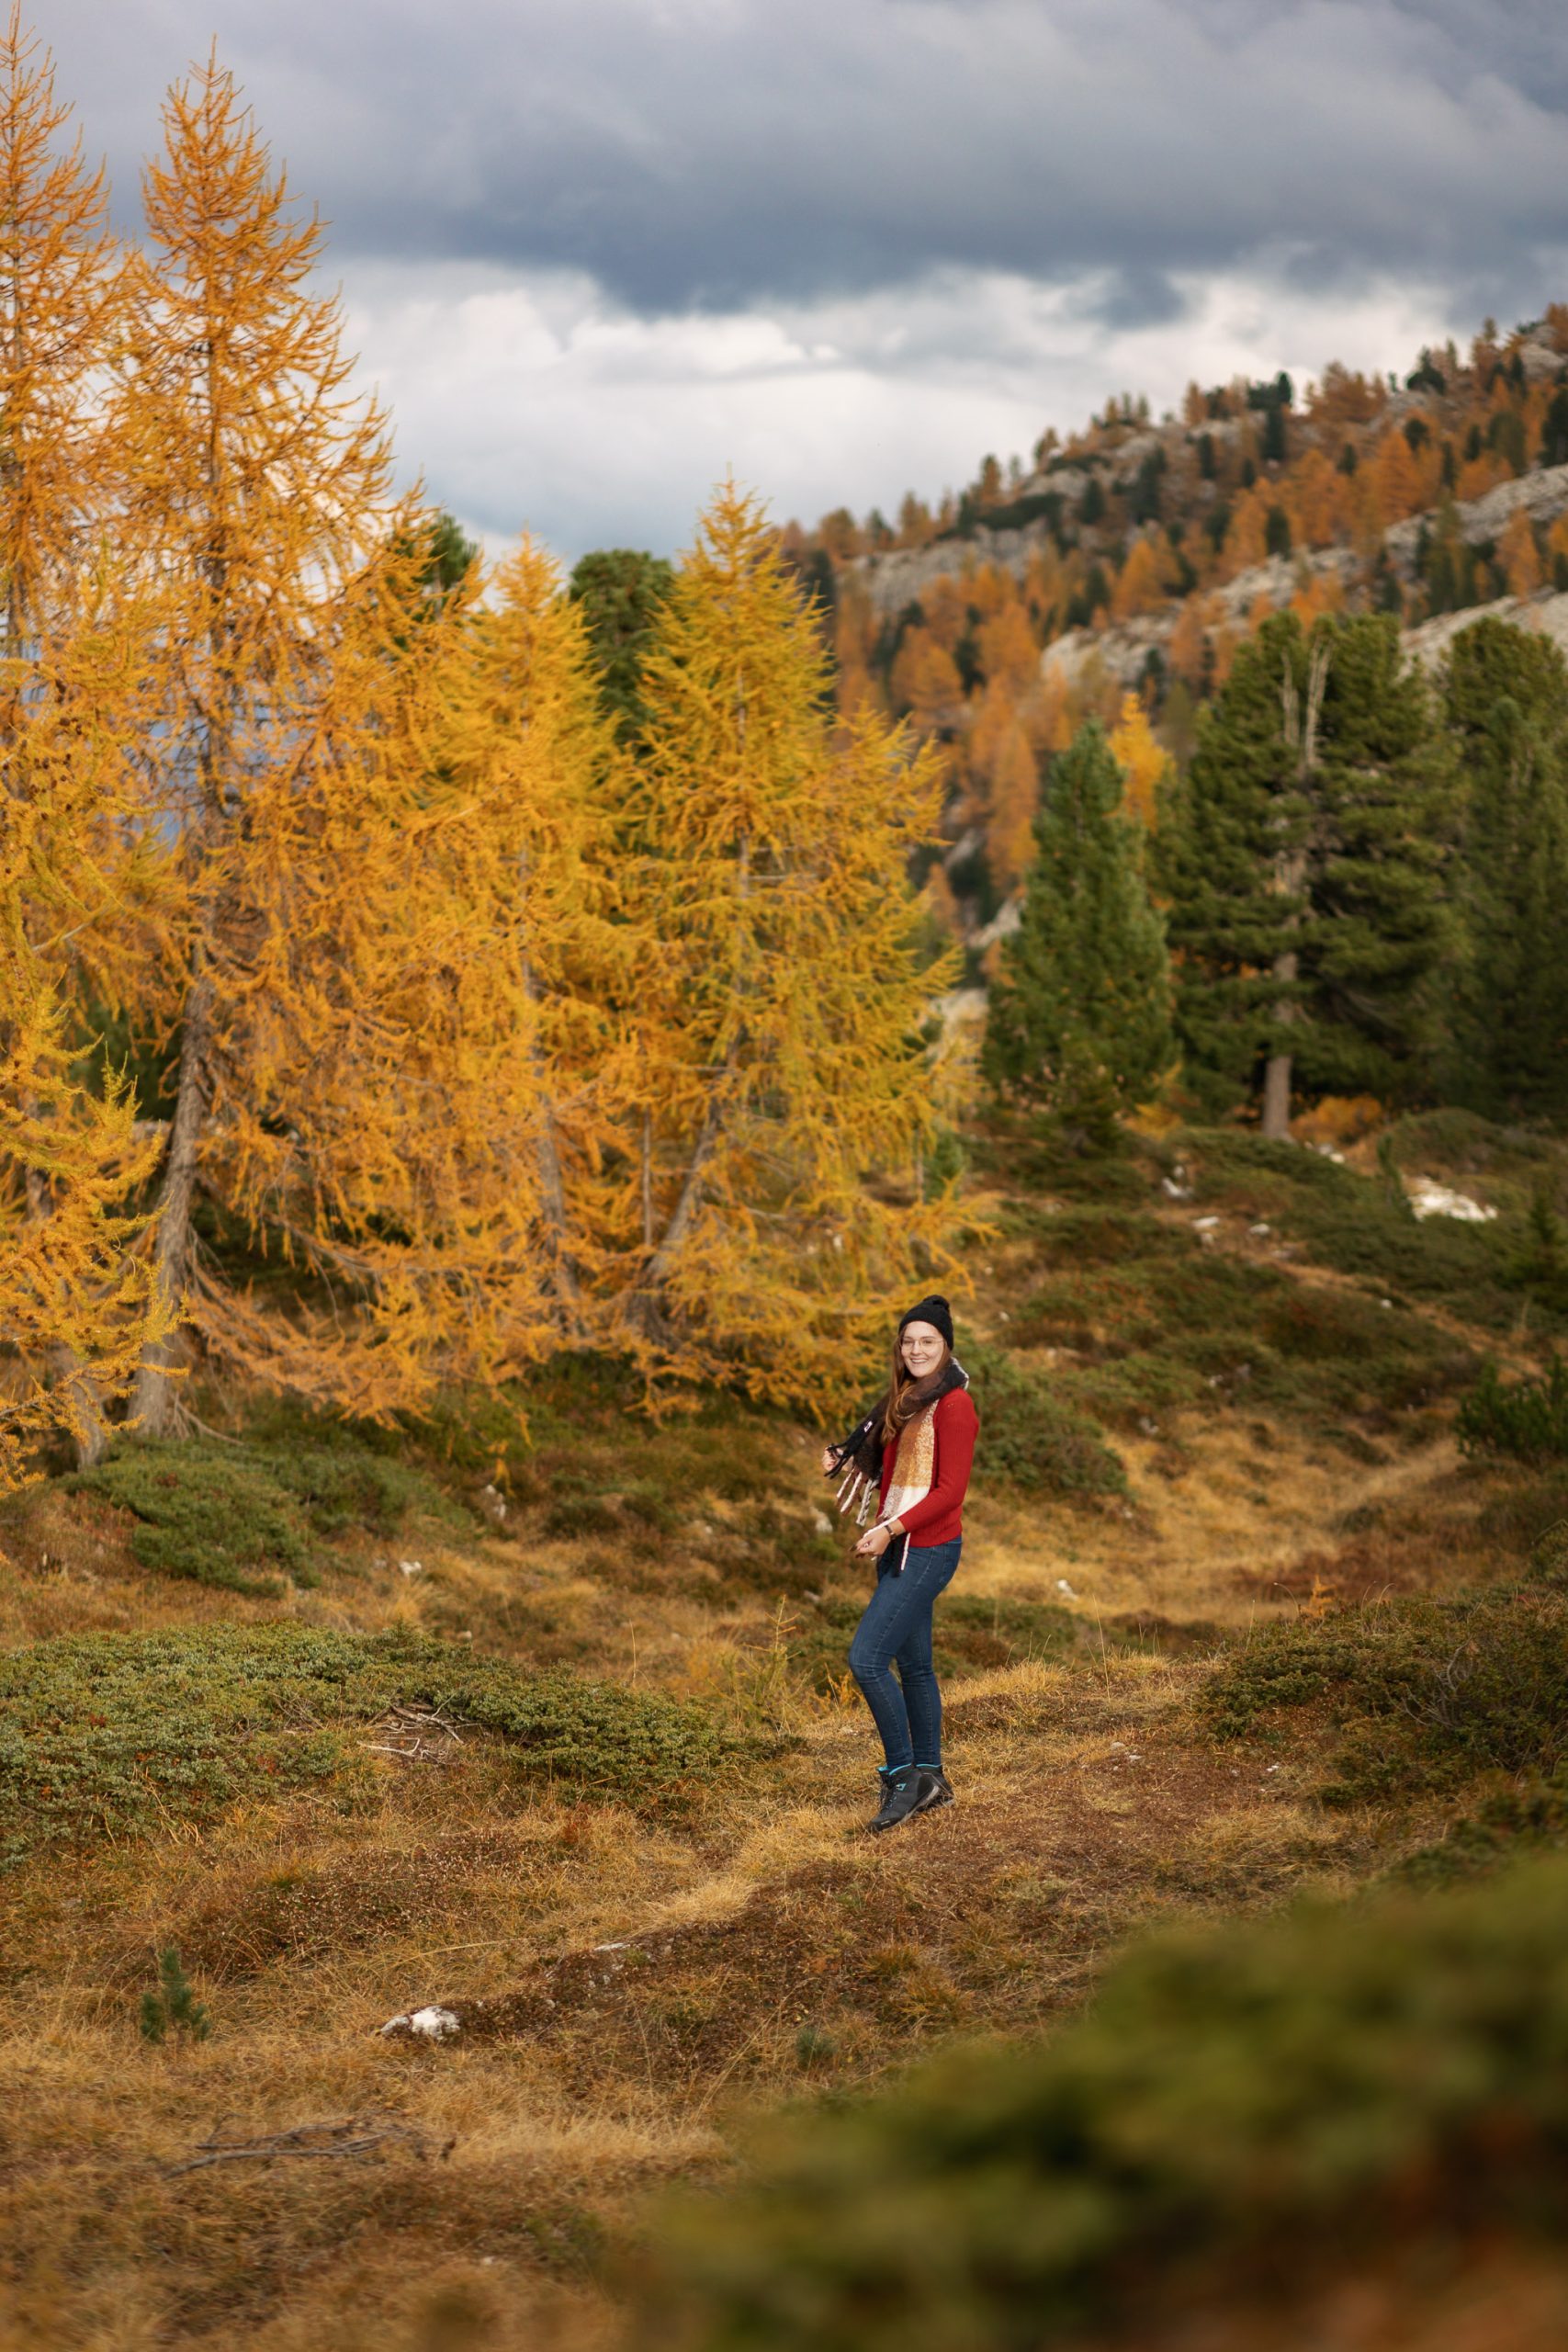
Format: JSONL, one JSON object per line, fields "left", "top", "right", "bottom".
{"left": 847, "top": 1537, "right": 962, "bottom": 1775}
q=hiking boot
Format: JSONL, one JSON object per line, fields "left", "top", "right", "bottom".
{"left": 868, "top": 1769, "right": 925, "bottom": 1834}
{"left": 912, "top": 1769, "right": 954, "bottom": 1814}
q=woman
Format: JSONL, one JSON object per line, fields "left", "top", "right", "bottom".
{"left": 821, "top": 1294, "right": 979, "bottom": 1835}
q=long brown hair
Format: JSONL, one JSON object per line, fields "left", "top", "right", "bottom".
{"left": 879, "top": 1331, "right": 953, "bottom": 1450}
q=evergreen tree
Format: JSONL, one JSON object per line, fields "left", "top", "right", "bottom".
{"left": 983, "top": 720, "right": 1171, "bottom": 1137}
{"left": 1157, "top": 613, "right": 1453, "bottom": 1133}
{"left": 1441, "top": 617, "right": 1568, "bottom": 1124}
{"left": 568, "top": 548, "right": 674, "bottom": 748}
{"left": 419, "top": 510, "right": 479, "bottom": 602}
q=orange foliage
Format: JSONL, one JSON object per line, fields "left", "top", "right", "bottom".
{"left": 1457, "top": 450, "right": 1508, "bottom": 503}
{"left": 114, "top": 57, "right": 568, "bottom": 1432}
{"left": 965, "top": 563, "right": 1016, "bottom": 622}
{"left": 1368, "top": 430, "right": 1427, "bottom": 525}
{"left": 1220, "top": 487, "right": 1269, "bottom": 575}
{"left": 1499, "top": 507, "right": 1543, "bottom": 600}
{"left": 976, "top": 601, "right": 1038, "bottom": 693}
{"left": 1290, "top": 570, "right": 1344, "bottom": 627}
{"left": 0, "top": 7, "right": 166, "bottom": 1471}
{"left": 1107, "top": 693, "right": 1168, "bottom": 828}
{"left": 1167, "top": 594, "right": 1211, "bottom": 687}
{"left": 1111, "top": 536, "right": 1169, "bottom": 619}
{"left": 1035, "top": 668, "right": 1078, "bottom": 754}
{"left": 622, "top": 484, "right": 961, "bottom": 1392}
{"left": 1305, "top": 362, "right": 1385, "bottom": 433}
{"left": 920, "top": 574, "right": 970, "bottom": 651}
{"left": 984, "top": 716, "right": 1039, "bottom": 897}
{"left": 890, "top": 627, "right": 964, "bottom": 730}
{"left": 1287, "top": 448, "right": 1348, "bottom": 548}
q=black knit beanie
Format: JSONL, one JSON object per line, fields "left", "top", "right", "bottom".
{"left": 898, "top": 1293, "right": 953, "bottom": 1348}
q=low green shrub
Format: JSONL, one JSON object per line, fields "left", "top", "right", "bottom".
{"left": 64, "top": 1431, "right": 469, "bottom": 1594}
{"left": 0, "top": 1624, "right": 739, "bottom": 1867}
{"left": 965, "top": 1347, "right": 1128, "bottom": 1499}
{"left": 1202, "top": 1589, "right": 1568, "bottom": 1803}
{"left": 268, "top": 1442, "right": 469, "bottom": 1536}
{"left": 1458, "top": 1357, "right": 1568, "bottom": 1463}
{"left": 66, "top": 1442, "right": 316, "bottom": 1595}
{"left": 633, "top": 1854, "right": 1568, "bottom": 2351}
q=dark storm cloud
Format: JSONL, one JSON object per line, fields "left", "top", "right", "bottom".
{"left": 40, "top": 0, "right": 1568, "bottom": 322}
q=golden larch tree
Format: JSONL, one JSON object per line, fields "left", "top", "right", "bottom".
{"left": 1499, "top": 507, "right": 1543, "bottom": 600}
{"left": 1108, "top": 692, "right": 1169, "bottom": 829}
{"left": 0, "top": 9, "right": 165, "bottom": 1470}
{"left": 890, "top": 626, "right": 964, "bottom": 732}
{"left": 0, "top": 945, "right": 166, "bottom": 1488}
{"left": 1111, "top": 536, "right": 1169, "bottom": 620}
{"left": 615, "top": 482, "right": 964, "bottom": 1400}
{"left": 422, "top": 536, "right": 642, "bottom": 1349}
{"left": 114, "top": 57, "right": 550, "bottom": 1430}
{"left": 984, "top": 713, "right": 1041, "bottom": 897}
{"left": 976, "top": 601, "right": 1038, "bottom": 695}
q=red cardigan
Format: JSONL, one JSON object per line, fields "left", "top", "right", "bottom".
{"left": 877, "top": 1385, "right": 979, "bottom": 1546}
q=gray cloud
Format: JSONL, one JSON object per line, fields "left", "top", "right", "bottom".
{"left": 41, "top": 0, "right": 1568, "bottom": 321}
{"left": 31, "top": 2, "right": 1567, "bottom": 556}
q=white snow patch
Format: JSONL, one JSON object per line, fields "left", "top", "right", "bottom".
{"left": 1408, "top": 1180, "right": 1497, "bottom": 1223}
{"left": 380, "top": 2005, "right": 461, "bottom": 2041}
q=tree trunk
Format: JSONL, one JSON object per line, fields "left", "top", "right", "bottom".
{"left": 130, "top": 965, "right": 211, "bottom": 1433}
{"left": 623, "top": 1101, "right": 720, "bottom": 1343}
{"left": 640, "top": 1110, "right": 654, "bottom": 1249}
{"left": 1264, "top": 640, "right": 1331, "bottom": 1144}
{"left": 516, "top": 855, "right": 582, "bottom": 1330}
{"left": 535, "top": 1101, "right": 581, "bottom": 1326}
{"left": 1260, "top": 970, "right": 1296, "bottom": 1140}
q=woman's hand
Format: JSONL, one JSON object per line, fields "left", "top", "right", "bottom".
{"left": 853, "top": 1522, "right": 892, "bottom": 1560}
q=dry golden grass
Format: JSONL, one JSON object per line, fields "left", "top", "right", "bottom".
{"left": 2, "top": 1135, "right": 1562, "bottom": 2346}
{"left": 0, "top": 1633, "right": 1382, "bottom": 2350}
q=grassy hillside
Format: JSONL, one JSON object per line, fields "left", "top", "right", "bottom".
{"left": 3, "top": 1113, "right": 1568, "bottom": 2348}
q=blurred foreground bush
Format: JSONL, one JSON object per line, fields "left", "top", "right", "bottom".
{"left": 632, "top": 1855, "right": 1568, "bottom": 2352}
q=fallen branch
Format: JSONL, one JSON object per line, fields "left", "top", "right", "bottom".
{"left": 165, "top": 2110, "right": 450, "bottom": 2176}
{"left": 362, "top": 1703, "right": 468, "bottom": 1764}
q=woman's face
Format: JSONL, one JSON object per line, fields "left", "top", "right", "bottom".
{"left": 900, "top": 1319, "right": 945, "bottom": 1379}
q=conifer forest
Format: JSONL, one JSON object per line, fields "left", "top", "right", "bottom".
{"left": 6, "top": 13, "right": 1568, "bottom": 2351}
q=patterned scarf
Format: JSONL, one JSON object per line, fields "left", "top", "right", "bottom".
{"left": 827, "top": 1359, "right": 970, "bottom": 1533}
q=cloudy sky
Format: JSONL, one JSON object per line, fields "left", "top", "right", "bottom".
{"left": 39, "top": 0, "right": 1568, "bottom": 561}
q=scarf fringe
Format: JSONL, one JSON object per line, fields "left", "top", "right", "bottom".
{"left": 834, "top": 1466, "right": 875, "bottom": 1526}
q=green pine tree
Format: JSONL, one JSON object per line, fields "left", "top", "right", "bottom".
{"left": 983, "top": 719, "right": 1172, "bottom": 1139}
{"left": 1156, "top": 612, "right": 1453, "bottom": 1132}
{"left": 1440, "top": 616, "right": 1568, "bottom": 1125}
{"left": 568, "top": 548, "right": 675, "bottom": 747}
{"left": 139, "top": 1944, "right": 211, "bottom": 2044}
